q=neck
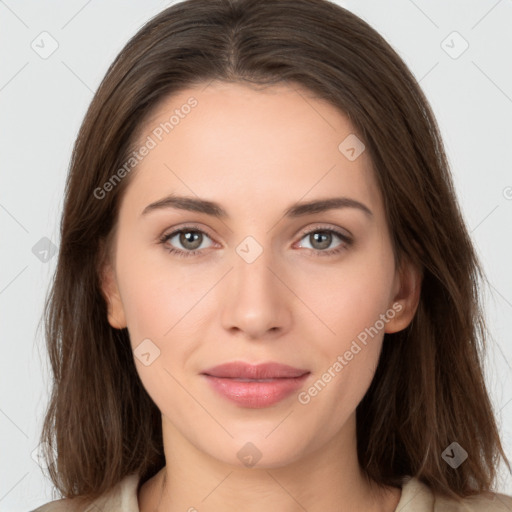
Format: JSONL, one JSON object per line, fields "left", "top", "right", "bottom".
{"left": 138, "top": 413, "right": 401, "bottom": 512}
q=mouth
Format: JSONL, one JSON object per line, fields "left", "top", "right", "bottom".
{"left": 200, "top": 361, "right": 311, "bottom": 408}
{"left": 201, "top": 361, "right": 310, "bottom": 379}
{"left": 221, "top": 377, "right": 283, "bottom": 382}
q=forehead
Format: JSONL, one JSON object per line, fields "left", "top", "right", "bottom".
{"left": 121, "top": 80, "right": 382, "bottom": 218}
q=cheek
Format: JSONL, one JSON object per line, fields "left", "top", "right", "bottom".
{"left": 114, "top": 247, "right": 203, "bottom": 412}
{"left": 115, "top": 236, "right": 206, "bottom": 340}
{"left": 325, "top": 264, "right": 394, "bottom": 337}
{"left": 298, "top": 252, "right": 396, "bottom": 347}
{"left": 295, "top": 263, "right": 393, "bottom": 429}
{"left": 294, "top": 242, "right": 395, "bottom": 406}
{"left": 119, "top": 276, "right": 179, "bottom": 341}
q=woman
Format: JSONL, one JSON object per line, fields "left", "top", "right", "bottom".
{"left": 33, "top": 0, "right": 512, "bottom": 510}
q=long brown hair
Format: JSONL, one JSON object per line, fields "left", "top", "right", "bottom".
{"left": 40, "top": 0, "right": 510, "bottom": 503}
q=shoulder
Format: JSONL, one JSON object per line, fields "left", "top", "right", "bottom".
{"left": 434, "top": 491, "right": 512, "bottom": 511}
{"left": 398, "top": 476, "right": 512, "bottom": 512}
{"left": 31, "top": 472, "right": 141, "bottom": 512}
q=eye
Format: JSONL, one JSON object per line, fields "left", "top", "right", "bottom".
{"left": 159, "top": 225, "right": 215, "bottom": 258}
{"left": 295, "top": 226, "right": 353, "bottom": 256}
{"left": 159, "top": 224, "right": 353, "bottom": 258}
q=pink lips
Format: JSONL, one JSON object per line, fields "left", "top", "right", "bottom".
{"left": 201, "top": 361, "right": 310, "bottom": 408}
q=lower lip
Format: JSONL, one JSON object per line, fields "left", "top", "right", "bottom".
{"left": 202, "top": 373, "right": 310, "bottom": 408}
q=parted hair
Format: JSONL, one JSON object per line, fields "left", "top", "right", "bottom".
{"left": 40, "top": 0, "right": 510, "bottom": 503}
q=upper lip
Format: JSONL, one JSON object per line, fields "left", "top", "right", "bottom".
{"left": 201, "top": 361, "right": 310, "bottom": 379}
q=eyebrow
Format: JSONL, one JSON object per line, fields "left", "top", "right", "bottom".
{"left": 141, "top": 194, "right": 373, "bottom": 218}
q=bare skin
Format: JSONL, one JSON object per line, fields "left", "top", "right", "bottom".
{"left": 101, "top": 80, "right": 421, "bottom": 512}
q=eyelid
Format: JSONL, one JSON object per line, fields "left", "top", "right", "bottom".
{"left": 159, "top": 222, "right": 352, "bottom": 243}
{"left": 294, "top": 223, "right": 353, "bottom": 242}
{"left": 159, "top": 222, "right": 216, "bottom": 242}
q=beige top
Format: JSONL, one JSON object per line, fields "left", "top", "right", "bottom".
{"left": 32, "top": 473, "right": 512, "bottom": 511}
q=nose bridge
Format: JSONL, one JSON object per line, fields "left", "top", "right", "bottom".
{"left": 234, "top": 239, "right": 274, "bottom": 292}
{"left": 220, "top": 235, "right": 290, "bottom": 337}
{"left": 232, "top": 236, "right": 279, "bottom": 306}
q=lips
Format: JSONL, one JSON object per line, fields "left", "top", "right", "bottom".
{"left": 201, "top": 361, "right": 310, "bottom": 380}
{"left": 200, "top": 361, "right": 311, "bottom": 408}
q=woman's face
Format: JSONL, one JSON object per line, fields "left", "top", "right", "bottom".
{"left": 101, "top": 80, "right": 419, "bottom": 469}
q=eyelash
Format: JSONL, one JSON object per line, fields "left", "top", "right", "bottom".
{"left": 158, "top": 224, "right": 353, "bottom": 258}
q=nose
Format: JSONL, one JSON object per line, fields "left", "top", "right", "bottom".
{"left": 220, "top": 244, "right": 292, "bottom": 340}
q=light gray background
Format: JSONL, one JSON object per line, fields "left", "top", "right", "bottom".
{"left": 1, "top": 1, "right": 511, "bottom": 510}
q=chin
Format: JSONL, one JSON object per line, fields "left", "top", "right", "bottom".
{"left": 201, "top": 433, "right": 309, "bottom": 470}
